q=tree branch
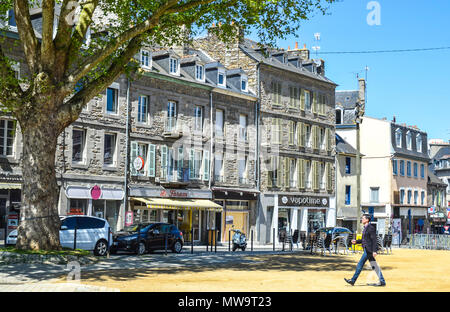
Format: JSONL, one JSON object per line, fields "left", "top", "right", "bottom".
{"left": 57, "top": 34, "right": 144, "bottom": 129}
{"left": 41, "top": 0, "right": 56, "bottom": 70}
{"left": 54, "top": 0, "right": 75, "bottom": 51}
{"left": 14, "top": 0, "right": 40, "bottom": 74}
{"left": 165, "top": 0, "right": 213, "bottom": 14}
{"left": 0, "top": 46, "right": 25, "bottom": 114}
{"left": 63, "top": 0, "right": 180, "bottom": 92}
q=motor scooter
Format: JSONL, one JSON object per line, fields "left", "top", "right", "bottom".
{"left": 231, "top": 229, "right": 247, "bottom": 251}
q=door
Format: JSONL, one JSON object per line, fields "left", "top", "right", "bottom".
{"left": 0, "top": 198, "right": 7, "bottom": 240}
{"left": 192, "top": 210, "right": 200, "bottom": 241}
{"left": 147, "top": 224, "right": 164, "bottom": 250}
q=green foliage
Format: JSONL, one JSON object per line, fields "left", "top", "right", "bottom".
{"left": 0, "top": 246, "right": 91, "bottom": 256}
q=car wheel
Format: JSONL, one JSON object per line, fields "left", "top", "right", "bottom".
{"left": 136, "top": 241, "right": 146, "bottom": 255}
{"left": 172, "top": 240, "right": 183, "bottom": 253}
{"left": 94, "top": 240, "right": 108, "bottom": 257}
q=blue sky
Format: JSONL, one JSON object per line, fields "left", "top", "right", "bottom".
{"left": 255, "top": 0, "right": 450, "bottom": 141}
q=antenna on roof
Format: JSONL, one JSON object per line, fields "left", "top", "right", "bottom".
{"left": 312, "top": 32, "right": 321, "bottom": 59}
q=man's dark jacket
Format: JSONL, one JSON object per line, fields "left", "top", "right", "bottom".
{"left": 356, "top": 224, "right": 378, "bottom": 253}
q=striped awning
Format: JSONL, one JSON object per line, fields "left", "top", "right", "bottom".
{"left": 131, "top": 197, "right": 223, "bottom": 212}
{"left": 0, "top": 183, "right": 21, "bottom": 190}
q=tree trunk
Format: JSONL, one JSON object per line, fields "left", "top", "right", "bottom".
{"left": 16, "top": 115, "right": 62, "bottom": 251}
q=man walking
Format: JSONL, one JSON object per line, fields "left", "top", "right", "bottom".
{"left": 345, "top": 214, "right": 386, "bottom": 286}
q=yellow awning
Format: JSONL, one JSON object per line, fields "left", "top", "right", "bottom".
{"left": 0, "top": 183, "right": 21, "bottom": 190}
{"left": 131, "top": 197, "right": 223, "bottom": 212}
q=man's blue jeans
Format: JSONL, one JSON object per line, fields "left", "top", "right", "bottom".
{"left": 351, "top": 249, "right": 385, "bottom": 284}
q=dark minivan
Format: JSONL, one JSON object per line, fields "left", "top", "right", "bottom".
{"left": 111, "top": 223, "right": 184, "bottom": 255}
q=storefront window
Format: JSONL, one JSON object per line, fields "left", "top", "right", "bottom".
{"left": 69, "top": 199, "right": 87, "bottom": 215}
{"left": 278, "top": 208, "right": 289, "bottom": 241}
{"left": 307, "top": 209, "right": 326, "bottom": 233}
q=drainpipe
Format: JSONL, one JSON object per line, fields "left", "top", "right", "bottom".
{"left": 255, "top": 62, "right": 261, "bottom": 243}
{"left": 209, "top": 91, "right": 213, "bottom": 190}
{"left": 123, "top": 78, "right": 131, "bottom": 228}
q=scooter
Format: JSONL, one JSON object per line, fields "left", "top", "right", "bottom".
{"left": 231, "top": 229, "right": 247, "bottom": 251}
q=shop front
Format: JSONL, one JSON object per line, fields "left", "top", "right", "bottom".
{"left": 428, "top": 212, "right": 447, "bottom": 234}
{"left": 64, "top": 185, "right": 124, "bottom": 232}
{"left": 0, "top": 176, "right": 22, "bottom": 240}
{"left": 399, "top": 207, "right": 428, "bottom": 238}
{"left": 129, "top": 188, "right": 222, "bottom": 243}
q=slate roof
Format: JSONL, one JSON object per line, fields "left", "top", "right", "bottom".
{"left": 428, "top": 169, "right": 447, "bottom": 186}
{"left": 335, "top": 91, "right": 359, "bottom": 109}
{"left": 239, "top": 38, "right": 337, "bottom": 86}
{"left": 335, "top": 133, "right": 358, "bottom": 155}
{"left": 433, "top": 147, "right": 450, "bottom": 161}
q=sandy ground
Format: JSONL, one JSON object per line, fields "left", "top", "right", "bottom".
{"left": 74, "top": 249, "right": 450, "bottom": 292}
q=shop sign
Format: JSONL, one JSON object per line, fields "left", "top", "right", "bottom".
{"left": 125, "top": 211, "right": 134, "bottom": 227}
{"left": 226, "top": 216, "right": 234, "bottom": 224}
{"left": 130, "top": 187, "right": 212, "bottom": 199}
{"left": 278, "top": 195, "right": 329, "bottom": 208}
{"left": 91, "top": 185, "right": 102, "bottom": 200}
{"left": 160, "top": 189, "right": 189, "bottom": 198}
{"left": 133, "top": 156, "right": 145, "bottom": 171}
{"left": 428, "top": 206, "right": 436, "bottom": 214}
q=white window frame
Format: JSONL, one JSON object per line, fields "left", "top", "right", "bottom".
{"left": 239, "top": 114, "right": 247, "bottom": 141}
{"left": 7, "top": 9, "right": 17, "bottom": 29}
{"left": 406, "top": 130, "right": 412, "bottom": 150}
{"left": 238, "top": 156, "right": 248, "bottom": 184}
{"left": 103, "top": 132, "right": 117, "bottom": 167}
{"left": 214, "top": 154, "right": 224, "bottom": 182}
{"left": 0, "top": 119, "right": 15, "bottom": 157}
{"left": 194, "top": 105, "right": 203, "bottom": 132}
{"left": 241, "top": 75, "right": 248, "bottom": 92}
{"left": 370, "top": 187, "right": 380, "bottom": 203}
{"left": 305, "top": 90, "right": 311, "bottom": 112}
{"left": 416, "top": 134, "right": 422, "bottom": 153}
{"left": 215, "top": 109, "right": 224, "bottom": 137}
{"left": 195, "top": 64, "right": 205, "bottom": 82}
{"left": 140, "top": 49, "right": 151, "bottom": 70}
{"left": 72, "top": 128, "right": 86, "bottom": 164}
{"left": 395, "top": 128, "right": 402, "bottom": 148}
{"left": 169, "top": 57, "right": 180, "bottom": 75}
{"left": 106, "top": 82, "right": 120, "bottom": 115}
{"left": 137, "top": 95, "right": 150, "bottom": 124}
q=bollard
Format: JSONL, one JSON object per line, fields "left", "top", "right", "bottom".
{"left": 107, "top": 226, "right": 111, "bottom": 258}
{"left": 191, "top": 228, "right": 194, "bottom": 254}
{"left": 251, "top": 230, "right": 253, "bottom": 252}
{"left": 215, "top": 230, "right": 217, "bottom": 253}
{"left": 273, "top": 228, "right": 275, "bottom": 251}
{"left": 206, "top": 230, "right": 209, "bottom": 252}
{"left": 228, "top": 230, "right": 231, "bottom": 252}
{"left": 164, "top": 233, "right": 168, "bottom": 256}
{"left": 136, "top": 224, "right": 141, "bottom": 255}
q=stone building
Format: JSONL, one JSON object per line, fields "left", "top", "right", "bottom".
{"left": 194, "top": 31, "right": 337, "bottom": 244}
{"left": 427, "top": 170, "right": 448, "bottom": 233}
{"left": 429, "top": 140, "right": 450, "bottom": 209}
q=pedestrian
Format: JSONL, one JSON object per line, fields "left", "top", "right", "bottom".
{"left": 344, "top": 214, "right": 386, "bottom": 287}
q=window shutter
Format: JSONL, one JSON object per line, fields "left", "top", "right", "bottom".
{"left": 160, "top": 145, "right": 168, "bottom": 179}
{"left": 312, "top": 126, "right": 316, "bottom": 149}
{"left": 312, "top": 92, "right": 318, "bottom": 114}
{"left": 202, "top": 150, "right": 210, "bottom": 181}
{"left": 267, "top": 158, "right": 273, "bottom": 188}
{"left": 177, "top": 146, "right": 184, "bottom": 179}
{"left": 277, "top": 83, "right": 282, "bottom": 105}
{"left": 131, "top": 141, "right": 138, "bottom": 176}
{"left": 313, "top": 161, "right": 319, "bottom": 190}
{"left": 327, "top": 163, "right": 333, "bottom": 191}
{"left": 327, "top": 128, "right": 332, "bottom": 152}
{"left": 148, "top": 144, "right": 156, "bottom": 177}
{"left": 298, "top": 158, "right": 305, "bottom": 188}
{"left": 284, "top": 157, "right": 289, "bottom": 187}
{"left": 189, "top": 149, "right": 195, "bottom": 179}
{"left": 300, "top": 89, "right": 305, "bottom": 111}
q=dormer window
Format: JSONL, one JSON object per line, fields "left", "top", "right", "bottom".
{"left": 395, "top": 128, "right": 402, "bottom": 148}
{"left": 416, "top": 134, "right": 422, "bottom": 153}
{"left": 140, "top": 49, "right": 151, "bottom": 69}
{"left": 7, "top": 9, "right": 16, "bottom": 27}
{"left": 218, "top": 69, "right": 226, "bottom": 87}
{"left": 169, "top": 57, "right": 179, "bottom": 75}
{"left": 241, "top": 76, "right": 248, "bottom": 92}
{"left": 406, "top": 131, "right": 412, "bottom": 150}
{"left": 195, "top": 64, "right": 204, "bottom": 81}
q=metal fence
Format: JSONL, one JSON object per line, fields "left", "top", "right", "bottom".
{"left": 408, "top": 234, "right": 450, "bottom": 250}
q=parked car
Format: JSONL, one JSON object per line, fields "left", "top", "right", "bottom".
{"left": 60, "top": 215, "right": 113, "bottom": 256}
{"left": 5, "top": 230, "right": 18, "bottom": 246}
{"left": 4, "top": 216, "right": 112, "bottom": 256}
{"left": 111, "top": 222, "right": 184, "bottom": 255}
{"left": 315, "top": 227, "right": 352, "bottom": 236}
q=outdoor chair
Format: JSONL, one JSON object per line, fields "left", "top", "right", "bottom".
{"left": 317, "top": 234, "right": 332, "bottom": 255}
{"left": 292, "top": 230, "right": 300, "bottom": 249}
{"left": 377, "top": 234, "right": 384, "bottom": 254}
{"left": 308, "top": 233, "right": 318, "bottom": 254}
{"left": 300, "top": 231, "right": 307, "bottom": 250}
{"left": 333, "top": 233, "right": 349, "bottom": 254}
{"left": 384, "top": 234, "right": 393, "bottom": 254}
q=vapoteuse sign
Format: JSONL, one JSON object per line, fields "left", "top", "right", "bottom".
{"left": 278, "top": 195, "right": 330, "bottom": 208}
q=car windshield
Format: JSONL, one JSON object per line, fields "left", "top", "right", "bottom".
{"left": 123, "top": 223, "right": 152, "bottom": 233}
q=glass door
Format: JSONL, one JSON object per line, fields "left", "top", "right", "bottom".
{"left": 192, "top": 210, "right": 200, "bottom": 241}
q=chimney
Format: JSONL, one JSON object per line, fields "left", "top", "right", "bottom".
{"left": 295, "top": 42, "right": 299, "bottom": 50}
{"left": 299, "top": 44, "right": 310, "bottom": 61}
{"left": 358, "top": 78, "right": 366, "bottom": 115}
{"left": 393, "top": 115, "right": 396, "bottom": 123}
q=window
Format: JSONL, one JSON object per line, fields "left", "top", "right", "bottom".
{"left": 140, "top": 49, "right": 151, "bottom": 69}
{"left": 407, "top": 190, "right": 412, "bottom": 204}
{"left": 400, "top": 160, "right": 405, "bottom": 176}
{"left": 137, "top": 143, "right": 148, "bottom": 175}
{"left": 239, "top": 114, "right": 247, "bottom": 141}
{"left": 68, "top": 199, "right": 87, "bottom": 215}
{"left": 288, "top": 121, "right": 295, "bottom": 145}
{"left": 241, "top": 76, "right": 248, "bottom": 92}
{"left": 416, "top": 134, "right": 422, "bottom": 153}
{"left": 106, "top": 87, "right": 118, "bottom": 114}
{"left": 345, "top": 185, "right": 351, "bottom": 205}
{"left": 420, "top": 164, "right": 425, "bottom": 179}
{"left": 319, "top": 162, "right": 326, "bottom": 190}
{"left": 370, "top": 187, "right": 380, "bottom": 203}
{"left": 271, "top": 118, "right": 282, "bottom": 144}
{"left": 400, "top": 189, "right": 405, "bottom": 204}
{"left": 336, "top": 108, "right": 342, "bottom": 124}
{"left": 215, "top": 109, "right": 224, "bottom": 137}
{"left": 7, "top": 9, "right": 16, "bottom": 27}
{"left": 406, "top": 131, "right": 412, "bottom": 150}
{"left": 290, "top": 158, "right": 297, "bottom": 188}
{"left": 104, "top": 133, "right": 116, "bottom": 166}
{"left": 413, "top": 162, "right": 418, "bottom": 178}
{"left": 395, "top": 128, "right": 402, "bottom": 148}
{"left": 271, "top": 81, "right": 282, "bottom": 106}
{"left": 195, "top": 64, "right": 204, "bottom": 81}
{"left": 72, "top": 129, "right": 85, "bottom": 163}
{"left": 77, "top": 217, "right": 105, "bottom": 230}
{"left": 305, "top": 124, "right": 312, "bottom": 148}
{"left": 194, "top": 106, "right": 203, "bottom": 132}
{"left": 320, "top": 127, "right": 326, "bottom": 150}
{"left": 407, "top": 161, "right": 411, "bottom": 177}
{"left": 0, "top": 120, "right": 15, "bottom": 156}
{"left": 166, "top": 101, "right": 177, "bottom": 132}
{"left": 169, "top": 57, "right": 179, "bottom": 75}
{"left": 289, "top": 86, "right": 299, "bottom": 108}
{"left": 345, "top": 157, "right": 351, "bottom": 174}
{"left": 421, "top": 191, "right": 425, "bottom": 205}
{"left": 218, "top": 70, "right": 226, "bottom": 87}
{"left": 304, "top": 90, "right": 311, "bottom": 112}
{"left": 414, "top": 190, "right": 418, "bottom": 205}
{"left": 189, "top": 149, "right": 204, "bottom": 180}
{"left": 137, "top": 95, "right": 149, "bottom": 123}
{"left": 305, "top": 160, "right": 312, "bottom": 189}
{"left": 269, "top": 156, "right": 280, "bottom": 187}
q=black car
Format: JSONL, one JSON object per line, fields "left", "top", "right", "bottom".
{"left": 111, "top": 223, "right": 184, "bottom": 255}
